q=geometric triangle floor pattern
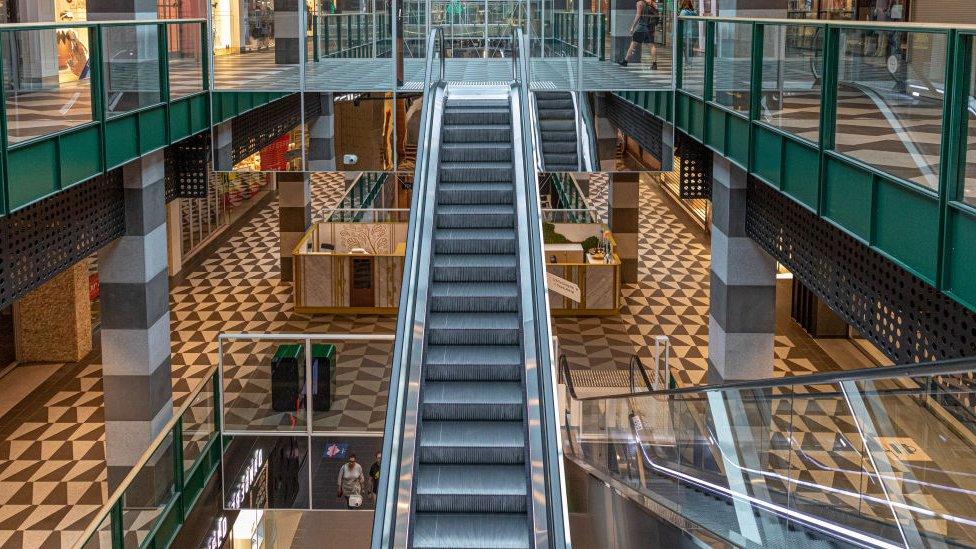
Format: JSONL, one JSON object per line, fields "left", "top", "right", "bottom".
{"left": 556, "top": 174, "right": 842, "bottom": 391}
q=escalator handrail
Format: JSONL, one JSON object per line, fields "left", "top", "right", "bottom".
{"left": 562, "top": 355, "right": 976, "bottom": 401}
{"left": 371, "top": 27, "right": 445, "bottom": 549}
{"left": 575, "top": 91, "right": 599, "bottom": 172}
{"left": 511, "top": 27, "right": 572, "bottom": 549}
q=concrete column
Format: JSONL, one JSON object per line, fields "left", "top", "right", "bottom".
{"left": 12, "top": 1, "right": 58, "bottom": 88}
{"left": 214, "top": 121, "right": 234, "bottom": 172}
{"left": 661, "top": 123, "right": 674, "bottom": 172}
{"left": 609, "top": 172, "right": 639, "bottom": 284}
{"left": 307, "top": 93, "right": 337, "bottom": 171}
{"left": 274, "top": 0, "right": 302, "bottom": 65}
{"left": 708, "top": 154, "right": 776, "bottom": 381}
{"left": 13, "top": 260, "right": 93, "bottom": 363}
{"left": 166, "top": 199, "right": 183, "bottom": 277}
{"left": 99, "top": 150, "right": 174, "bottom": 490}
{"left": 278, "top": 172, "right": 311, "bottom": 281}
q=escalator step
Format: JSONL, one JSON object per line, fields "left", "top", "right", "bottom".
{"left": 436, "top": 204, "right": 515, "bottom": 229}
{"left": 412, "top": 513, "right": 530, "bottom": 549}
{"left": 443, "top": 125, "right": 512, "bottom": 143}
{"left": 416, "top": 464, "right": 527, "bottom": 513}
{"left": 438, "top": 183, "right": 513, "bottom": 206}
{"left": 540, "top": 130, "right": 577, "bottom": 142}
{"left": 540, "top": 119, "right": 575, "bottom": 132}
{"left": 434, "top": 228, "right": 516, "bottom": 254}
{"left": 440, "top": 161, "right": 514, "bottom": 183}
{"left": 431, "top": 254, "right": 518, "bottom": 282}
{"left": 443, "top": 107, "right": 511, "bottom": 126}
{"left": 428, "top": 312, "right": 520, "bottom": 346}
{"left": 419, "top": 421, "right": 525, "bottom": 464}
{"left": 422, "top": 381, "right": 524, "bottom": 421}
{"left": 424, "top": 345, "right": 522, "bottom": 382}
{"left": 430, "top": 282, "right": 519, "bottom": 313}
{"left": 541, "top": 141, "right": 578, "bottom": 154}
{"left": 441, "top": 142, "right": 513, "bottom": 163}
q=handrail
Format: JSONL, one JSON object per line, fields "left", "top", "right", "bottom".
{"left": 371, "top": 26, "right": 445, "bottom": 549}
{"left": 511, "top": 27, "right": 572, "bottom": 548}
{"left": 563, "top": 355, "right": 976, "bottom": 401}
{"left": 71, "top": 363, "right": 219, "bottom": 549}
{"left": 575, "top": 91, "right": 599, "bottom": 171}
{"left": 0, "top": 17, "right": 205, "bottom": 30}
{"left": 679, "top": 14, "right": 976, "bottom": 32}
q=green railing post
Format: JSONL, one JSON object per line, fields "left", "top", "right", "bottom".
{"left": 337, "top": 16, "right": 343, "bottom": 58}
{"left": 703, "top": 21, "right": 715, "bottom": 102}
{"left": 936, "top": 30, "right": 970, "bottom": 289}
{"left": 159, "top": 23, "right": 171, "bottom": 105}
{"left": 200, "top": 21, "right": 210, "bottom": 93}
{"left": 172, "top": 416, "right": 186, "bottom": 521}
{"left": 675, "top": 18, "right": 684, "bottom": 89}
{"left": 816, "top": 24, "right": 840, "bottom": 215}
{"left": 313, "top": 14, "right": 321, "bottom": 62}
{"left": 747, "top": 22, "right": 764, "bottom": 171}
{"left": 599, "top": 14, "right": 606, "bottom": 61}
{"left": 89, "top": 24, "right": 108, "bottom": 176}
{"left": 110, "top": 499, "right": 124, "bottom": 549}
{"left": 0, "top": 29, "right": 10, "bottom": 215}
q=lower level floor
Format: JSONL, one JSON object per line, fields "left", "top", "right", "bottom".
{"left": 0, "top": 172, "right": 888, "bottom": 547}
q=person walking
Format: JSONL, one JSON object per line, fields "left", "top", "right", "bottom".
{"left": 337, "top": 453, "right": 366, "bottom": 507}
{"left": 368, "top": 452, "right": 382, "bottom": 502}
{"left": 617, "top": 0, "right": 661, "bottom": 69}
{"left": 678, "top": 0, "right": 698, "bottom": 62}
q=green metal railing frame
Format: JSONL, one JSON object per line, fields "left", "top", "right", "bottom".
{"left": 0, "top": 19, "right": 290, "bottom": 217}
{"left": 73, "top": 367, "right": 221, "bottom": 549}
{"left": 550, "top": 11, "right": 605, "bottom": 59}
{"left": 670, "top": 16, "right": 976, "bottom": 314}
{"left": 312, "top": 13, "right": 392, "bottom": 60}
{"left": 329, "top": 171, "right": 389, "bottom": 221}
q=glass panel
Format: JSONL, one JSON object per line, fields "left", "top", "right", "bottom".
{"left": 713, "top": 21, "right": 752, "bottom": 113}
{"left": 964, "top": 48, "right": 976, "bottom": 205}
{"left": 102, "top": 25, "right": 162, "bottom": 116}
{"left": 213, "top": 0, "right": 301, "bottom": 91}
{"left": 78, "top": 513, "right": 114, "bottom": 549}
{"left": 679, "top": 19, "right": 705, "bottom": 97}
{"left": 167, "top": 23, "right": 204, "bottom": 99}
{"left": 834, "top": 29, "right": 946, "bottom": 190}
{"left": 760, "top": 24, "right": 822, "bottom": 142}
{"left": 121, "top": 432, "right": 176, "bottom": 549}
{"left": 581, "top": 0, "right": 672, "bottom": 91}
{"left": 532, "top": 0, "right": 579, "bottom": 91}
{"left": 306, "top": 0, "right": 396, "bottom": 92}
{"left": 182, "top": 375, "right": 217, "bottom": 474}
{"left": 310, "top": 435, "right": 384, "bottom": 510}
{"left": 220, "top": 337, "right": 309, "bottom": 432}
{"left": 2, "top": 27, "right": 94, "bottom": 144}
{"left": 222, "top": 435, "right": 311, "bottom": 509}
{"left": 849, "top": 375, "right": 976, "bottom": 547}
{"left": 310, "top": 338, "right": 395, "bottom": 432}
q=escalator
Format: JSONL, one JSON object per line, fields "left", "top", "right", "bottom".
{"left": 562, "top": 357, "right": 976, "bottom": 548}
{"left": 533, "top": 91, "right": 599, "bottom": 172}
{"left": 372, "top": 28, "right": 570, "bottom": 548}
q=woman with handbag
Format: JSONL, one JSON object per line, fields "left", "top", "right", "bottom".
{"left": 617, "top": 0, "right": 660, "bottom": 70}
{"left": 337, "top": 453, "right": 366, "bottom": 508}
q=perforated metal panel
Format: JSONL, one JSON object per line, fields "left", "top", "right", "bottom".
{"left": 604, "top": 92, "right": 664, "bottom": 162}
{"left": 166, "top": 131, "right": 212, "bottom": 199}
{"left": 746, "top": 177, "right": 976, "bottom": 363}
{"left": 231, "top": 93, "right": 325, "bottom": 165}
{"left": 0, "top": 170, "right": 124, "bottom": 310}
{"left": 676, "top": 131, "right": 712, "bottom": 200}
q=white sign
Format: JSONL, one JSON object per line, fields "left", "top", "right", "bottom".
{"left": 547, "top": 272, "right": 581, "bottom": 303}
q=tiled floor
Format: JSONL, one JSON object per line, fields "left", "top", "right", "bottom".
{"left": 556, "top": 174, "right": 845, "bottom": 392}
{"left": 0, "top": 171, "right": 860, "bottom": 547}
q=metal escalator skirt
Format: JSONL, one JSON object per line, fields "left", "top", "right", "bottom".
{"left": 371, "top": 27, "right": 446, "bottom": 549}
{"left": 511, "top": 29, "right": 573, "bottom": 549}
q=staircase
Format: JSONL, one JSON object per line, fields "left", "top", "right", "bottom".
{"left": 535, "top": 91, "right": 579, "bottom": 172}
{"left": 411, "top": 95, "right": 531, "bottom": 549}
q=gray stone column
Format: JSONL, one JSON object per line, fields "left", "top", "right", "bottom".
{"left": 213, "top": 120, "right": 234, "bottom": 172}
{"left": 308, "top": 93, "right": 337, "bottom": 171}
{"left": 278, "top": 172, "right": 311, "bottom": 281}
{"left": 609, "top": 172, "right": 639, "bottom": 283}
{"left": 99, "top": 150, "right": 174, "bottom": 490}
{"left": 11, "top": 1, "right": 58, "bottom": 88}
{"left": 708, "top": 154, "right": 775, "bottom": 381}
{"left": 274, "top": 0, "right": 302, "bottom": 65}
{"left": 661, "top": 123, "right": 674, "bottom": 172}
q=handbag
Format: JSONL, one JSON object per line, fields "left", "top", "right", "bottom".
{"left": 348, "top": 494, "right": 363, "bottom": 508}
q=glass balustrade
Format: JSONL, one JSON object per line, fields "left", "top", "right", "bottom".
{"left": 760, "top": 23, "right": 822, "bottom": 143}
{"left": 564, "top": 362, "right": 976, "bottom": 548}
